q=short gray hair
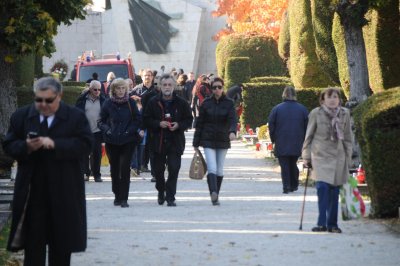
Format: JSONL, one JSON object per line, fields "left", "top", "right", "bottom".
{"left": 89, "top": 80, "right": 101, "bottom": 89}
{"left": 282, "top": 86, "right": 297, "bottom": 101}
{"left": 33, "top": 77, "right": 63, "bottom": 94}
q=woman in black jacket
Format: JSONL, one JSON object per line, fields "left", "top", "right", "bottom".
{"left": 193, "top": 77, "right": 237, "bottom": 205}
{"left": 98, "top": 78, "right": 141, "bottom": 208}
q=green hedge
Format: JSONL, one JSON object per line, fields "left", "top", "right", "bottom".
{"left": 16, "top": 86, "right": 85, "bottom": 107}
{"left": 216, "top": 34, "right": 286, "bottom": 79}
{"left": 310, "top": 0, "right": 339, "bottom": 85}
{"left": 250, "top": 76, "right": 292, "bottom": 84}
{"left": 332, "top": 13, "right": 350, "bottom": 98}
{"left": 278, "top": 10, "right": 290, "bottom": 60}
{"left": 62, "top": 81, "right": 87, "bottom": 87}
{"left": 224, "top": 57, "right": 250, "bottom": 89}
{"left": 363, "top": 1, "right": 400, "bottom": 93}
{"left": 14, "top": 53, "right": 35, "bottom": 87}
{"left": 241, "top": 80, "right": 347, "bottom": 129}
{"left": 353, "top": 87, "right": 400, "bottom": 218}
{"left": 288, "top": 0, "right": 331, "bottom": 88}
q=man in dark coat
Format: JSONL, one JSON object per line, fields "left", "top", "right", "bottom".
{"left": 2, "top": 77, "right": 92, "bottom": 265}
{"left": 143, "top": 74, "right": 193, "bottom": 206}
{"left": 268, "top": 86, "right": 308, "bottom": 194}
{"left": 76, "top": 80, "right": 106, "bottom": 182}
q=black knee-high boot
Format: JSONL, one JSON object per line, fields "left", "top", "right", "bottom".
{"left": 207, "top": 173, "right": 218, "bottom": 204}
{"left": 217, "top": 176, "right": 223, "bottom": 193}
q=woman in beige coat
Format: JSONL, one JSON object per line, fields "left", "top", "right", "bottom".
{"left": 302, "top": 87, "right": 352, "bottom": 233}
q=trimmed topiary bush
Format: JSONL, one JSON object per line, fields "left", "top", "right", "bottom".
{"left": 332, "top": 13, "right": 350, "bottom": 98}
{"left": 288, "top": 0, "right": 331, "bottom": 88}
{"left": 216, "top": 34, "right": 286, "bottom": 80}
{"left": 14, "top": 53, "right": 35, "bottom": 87}
{"left": 250, "top": 76, "right": 292, "bottom": 84}
{"left": 62, "top": 81, "right": 87, "bottom": 87}
{"left": 224, "top": 57, "right": 250, "bottom": 89}
{"left": 278, "top": 10, "right": 290, "bottom": 61}
{"left": 363, "top": 0, "right": 400, "bottom": 93}
{"left": 353, "top": 87, "right": 400, "bottom": 218}
{"left": 16, "top": 85, "right": 85, "bottom": 107}
{"left": 310, "top": 0, "right": 339, "bottom": 85}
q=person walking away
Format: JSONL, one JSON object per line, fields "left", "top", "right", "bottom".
{"left": 227, "top": 84, "right": 244, "bottom": 118}
{"left": 98, "top": 78, "right": 141, "bottom": 208}
{"left": 302, "top": 87, "right": 352, "bottom": 233}
{"left": 193, "top": 77, "right": 237, "bottom": 205}
{"left": 191, "top": 75, "right": 211, "bottom": 127}
{"left": 184, "top": 71, "right": 195, "bottom": 105}
{"left": 131, "top": 69, "right": 157, "bottom": 179}
{"left": 76, "top": 80, "right": 106, "bottom": 182}
{"left": 143, "top": 74, "right": 193, "bottom": 207}
{"left": 268, "top": 86, "right": 308, "bottom": 193}
{"left": 2, "top": 77, "right": 92, "bottom": 266}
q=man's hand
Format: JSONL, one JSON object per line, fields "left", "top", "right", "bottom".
{"left": 26, "top": 137, "right": 42, "bottom": 153}
{"left": 169, "top": 122, "right": 179, "bottom": 131}
{"left": 303, "top": 160, "right": 312, "bottom": 168}
{"left": 138, "top": 130, "right": 145, "bottom": 138}
{"left": 41, "top": 137, "right": 55, "bottom": 150}
{"left": 160, "top": 121, "right": 170, "bottom": 128}
{"left": 229, "top": 132, "right": 236, "bottom": 141}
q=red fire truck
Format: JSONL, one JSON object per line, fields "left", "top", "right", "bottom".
{"left": 75, "top": 51, "right": 135, "bottom": 83}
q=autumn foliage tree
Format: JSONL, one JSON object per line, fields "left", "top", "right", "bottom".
{"left": 212, "top": 0, "right": 289, "bottom": 39}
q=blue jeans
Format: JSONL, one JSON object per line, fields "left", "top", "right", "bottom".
{"left": 203, "top": 148, "right": 228, "bottom": 176}
{"left": 130, "top": 144, "right": 145, "bottom": 170}
{"left": 316, "top": 181, "right": 340, "bottom": 229}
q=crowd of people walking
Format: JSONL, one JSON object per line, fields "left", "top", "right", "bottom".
{"left": 2, "top": 64, "right": 353, "bottom": 265}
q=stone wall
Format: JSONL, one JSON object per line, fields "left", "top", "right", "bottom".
{"left": 43, "top": 0, "right": 225, "bottom": 79}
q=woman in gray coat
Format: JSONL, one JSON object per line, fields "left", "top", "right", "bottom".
{"left": 302, "top": 87, "right": 352, "bottom": 233}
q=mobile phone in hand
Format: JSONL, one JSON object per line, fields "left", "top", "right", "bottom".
{"left": 28, "top": 131, "right": 39, "bottom": 139}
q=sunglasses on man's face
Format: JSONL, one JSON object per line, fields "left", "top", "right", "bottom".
{"left": 212, "top": 85, "right": 223, "bottom": 90}
{"left": 34, "top": 95, "right": 58, "bottom": 104}
{"left": 91, "top": 88, "right": 100, "bottom": 91}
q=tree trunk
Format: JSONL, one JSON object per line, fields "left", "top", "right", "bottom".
{"left": 343, "top": 22, "right": 371, "bottom": 105}
{"left": 0, "top": 50, "right": 17, "bottom": 136}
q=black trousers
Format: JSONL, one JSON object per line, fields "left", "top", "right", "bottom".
{"left": 278, "top": 156, "right": 299, "bottom": 191}
{"left": 84, "top": 132, "right": 103, "bottom": 178}
{"left": 153, "top": 141, "right": 182, "bottom": 202}
{"left": 106, "top": 142, "right": 135, "bottom": 202}
{"left": 24, "top": 166, "right": 71, "bottom": 266}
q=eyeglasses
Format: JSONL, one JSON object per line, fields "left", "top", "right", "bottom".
{"left": 91, "top": 88, "right": 100, "bottom": 91}
{"left": 212, "top": 85, "right": 223, "bottom": 90}
{"left": 34, "top": 95, "right": 58, "bottom": 104}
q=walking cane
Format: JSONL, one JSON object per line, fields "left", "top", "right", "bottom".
{"left": 299, "top": 166, "right": 311, "bottom": 230}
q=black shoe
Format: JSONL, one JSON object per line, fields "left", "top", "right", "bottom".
{"left": 211, "top": 192, "right": 219, "bottom": 204}
{"left": 151, "top": 177, "right": 156, "bottom": 182}
{"left": 120, "top": 201, "right": 129, "bottom": 208}
{"left": 158, "top": 192, "right": 165, "bottom": 205}
{"left": 94, "top": 177, "right": 103, "bottom": 182}
{"left": 212, "top": 200, "right": 220, "bottom": 206}
{"left": 167, "top": 201, "right": 176, "bottom": 207}
{"left": 290, "top": 187, "right": 298, "bottom": 192}
{"left": 114, "top": 199, "right": 121, "bottom": 206}
{"left": 311, "top": 226, "right": 327, "bottom": 232}
{"left": 141, "top": 167, "right": 151, "bottom": 173}
{"left": 328, "top": 227, "right": 342, "bottom": 233}
{"left": 283, "top": 190, "right": 289, "bottom": 194}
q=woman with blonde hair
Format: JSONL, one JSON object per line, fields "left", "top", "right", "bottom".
{"left": 302, "top": 87, "right": 352, "bottom": 233}
{"left": 99, "top": 78, "right": 141, "bottom": 208}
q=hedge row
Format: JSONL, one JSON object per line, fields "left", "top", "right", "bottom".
{"left": 16, "top": 86, "right": 85, "bottom": 107}
{"left": 310, "top": 0, "right": 339, "bottom": 85}
{"left": 363, "top": 0, "right": 400, "bottom": 92}
{"left": 332, "top": 14, "right": 350, "bottom": 98}
{"left": 250, "top": 76, "right": 291, "bottom": 84}
{"left": 224, "top": 57, "right": 250, "bottom": 89}
{"left": 216, "top": 34, "right": 286, "bottom": 80}
{"left": 288, "top": 0, "right": 331, "bottom": 88}
{"left": 353, "top": 87, "right": 400, "bottom": 218}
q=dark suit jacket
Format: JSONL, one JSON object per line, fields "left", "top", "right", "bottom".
{"left": 268, "top": 100, "right": 309, "bottom": 157}
{"left": 2, "top": 102, "right": 92, "bottom": 252}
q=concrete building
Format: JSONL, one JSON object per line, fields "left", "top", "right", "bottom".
{"left": 43, "top": 0, "right": 226, "bottom": 79}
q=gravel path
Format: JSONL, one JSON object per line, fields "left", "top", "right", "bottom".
{"left": 72, "top": 130, "right": 400, "bottom": 266}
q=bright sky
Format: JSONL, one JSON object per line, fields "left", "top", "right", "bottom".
{"left": 90, "top": 0, "right": 105, "bottom": 11}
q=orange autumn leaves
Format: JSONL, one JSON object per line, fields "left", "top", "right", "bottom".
{"left": 212, "top": 0, "right": 288, "bottom": 40}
